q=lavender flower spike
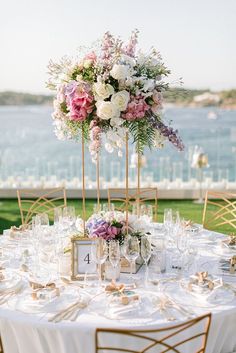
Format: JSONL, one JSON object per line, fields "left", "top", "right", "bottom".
{"left": 147, "top": 113, "right": 184, "bottom": 151}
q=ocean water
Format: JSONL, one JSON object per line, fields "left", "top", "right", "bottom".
{"left": 0, "top": 105, "right": 235, "bottom": 184}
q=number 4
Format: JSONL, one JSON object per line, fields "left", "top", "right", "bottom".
{"left": 84, "top": 253, "right": 91, "bottom": 264}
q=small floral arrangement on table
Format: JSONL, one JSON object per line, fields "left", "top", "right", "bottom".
{"left": 47, "top": 30, "right": 184, "bottom": 162}
{"left": 86, "top": 211, "right": 148, "bottom": 243}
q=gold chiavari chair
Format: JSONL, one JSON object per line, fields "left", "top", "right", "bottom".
{"left": 0, "top": 335, "right": 4, "bottom": 353}
{"left": 107, "top": 187, "right": 158, "bottom": 221}
{"left": 17, "top": 187, "right": 67, "bottom": 226}
{"left": 96, "top": 313, "right": 211, "bottom": 353}
{"left": 202, "top": 190, "right": 236, "bottom": 231}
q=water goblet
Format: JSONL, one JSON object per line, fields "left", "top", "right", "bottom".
{"left": 109, "top": 240, "right": 120, "bottom": 282}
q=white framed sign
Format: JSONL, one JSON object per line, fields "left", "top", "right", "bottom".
{"left": 71, "top": 237, "right": 97, "bottom": 280}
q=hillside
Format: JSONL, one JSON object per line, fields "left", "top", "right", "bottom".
{"left": 0, "top": 89, "right": 236, "bottom": 108}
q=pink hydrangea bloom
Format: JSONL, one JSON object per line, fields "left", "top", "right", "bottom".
{"left": 122, "top": 95, "right": 150, "bottom": 121}
{"left": 66, "top": 82, "right": 94, "bottom": 122}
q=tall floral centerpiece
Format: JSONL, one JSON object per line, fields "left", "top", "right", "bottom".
{"left": 47, "top": 30, "right": 184, "bottom": 233}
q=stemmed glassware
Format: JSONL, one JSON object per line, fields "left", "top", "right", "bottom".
{"left": 91, "top": 238, "right": 108, "bottom": 287}
{"left": 176, "top": 231, "right": 189, "bottom": 274}
{"left": 163, "top": 208, "right": 172, "bottom": 231}
{"left": 35, "top": 213, "right": 49, "bottom": 228}
{"left": 141, "top": 235, "right": 152, "bottom": 287}
{"left": 140, "top": 204, "right": 153, "bottom": 223}
{"left": 109, "top": 240, "right": 120, "bottom": 282}
{"left": 57, "top": 206, "right": 76, "bottom": 233}
{"left": 123, "top": 236, "right": 140, "bottom": 277}
{"left": 54, "top": 207, "right": 62, "bottom": 230}
{"left": 63, "top": 206, "right": 76, "bottom": 228}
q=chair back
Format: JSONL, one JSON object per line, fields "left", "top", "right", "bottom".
{"left": 0, "top": 335, "right": 4, "bottom": 353}
{"left": 107, "top": 187, "right": 158, "bottom": 221}
{"left": 17, "top": 188, "right": 67, "bottom": 225}
{"left": 202, "top": 190, "right": 236, "bottom": 231}
{"left": 96, "top": 313, "right": 211, "bottom": 353}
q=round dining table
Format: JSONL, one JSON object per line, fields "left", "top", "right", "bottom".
{"left": 0, "top": 226, "right": 236, "bottom": 353}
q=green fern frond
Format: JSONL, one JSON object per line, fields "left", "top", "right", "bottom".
{"left": 127, "top": 120, "right": 156, "bottom": 154}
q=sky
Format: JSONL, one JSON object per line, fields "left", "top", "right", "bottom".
{"left": 0, "top": 0, "right": 236, "bottom": 94}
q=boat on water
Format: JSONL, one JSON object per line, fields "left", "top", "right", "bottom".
{"left": 207, "top": 111, "right": 218, "bottom": 120}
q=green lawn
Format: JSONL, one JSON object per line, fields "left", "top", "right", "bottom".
{"left": 0, "top": 198, "right": 232, "bottom": 235}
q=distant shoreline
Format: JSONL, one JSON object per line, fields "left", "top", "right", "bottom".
{"left": 0, "top": 89, "right": 236, "bottom": 110}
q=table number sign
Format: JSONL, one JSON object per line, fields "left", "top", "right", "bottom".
{"left": 71, "top": 237, "right": 97, "bottom": 280}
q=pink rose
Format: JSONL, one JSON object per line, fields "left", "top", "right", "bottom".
{"left": 153, "top": 91, "right": 163, "bottom": 104}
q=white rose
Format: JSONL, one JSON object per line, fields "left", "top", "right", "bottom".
{"left": 111, "top": 90, "right": 130, "bottom": 111}
{"left": 143, "top": 79, "right": 155, "bottom": 91}
{"left": 93, "top": 82, "right": 114, "bottom": 100}
{"left": 96, "top": 101, "right": 119, "bottom": 120}
{"left": 110, "top": 64, "right": 130, "bottom": 80}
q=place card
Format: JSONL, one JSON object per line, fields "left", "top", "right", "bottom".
{"left": 71, "top": 237, "right": 97, "bottom": 280}
{"left": 230, "top": 256, "right": 236, "bottom": 274}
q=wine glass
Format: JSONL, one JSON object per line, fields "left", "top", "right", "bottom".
{"left": 91, "top": 238, "right": 108, "bottom": 287}
{"left": 140, "top": 204, "right": 153, "bottom": 223}
{"left": 141, "top": 235, "right": 152, "bottom": 287}
{"left": 109, "top": 240, "right": 120, "bottom": 282}
{"left": 123, "top": 236, "right": 140, "bottom": 277}
{"left": 35, "top": 213, "right": 49, "bottom": 228}
{"left": 172, "top": 211, "right": 180, "bottom": 227}
{"left": 62, "top": 206, "right": 76, "bottom": 232}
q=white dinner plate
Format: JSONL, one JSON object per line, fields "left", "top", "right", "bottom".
{"left": 88, "top": 289, "right": 161, "bottom": 323}
{"left": 0, "top": 271, "right": 22, "bottom": 292}
{"left": 212, "top": 246, "right": 236, "bottom": 258}
{"left": 8, "top": 290, "right": 82, "bottom": 314}
{"left": 165, "top": 281, "right": 234, "bottom": 308}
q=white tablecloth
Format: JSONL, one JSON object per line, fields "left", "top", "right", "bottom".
{"left": 0, "top": 228, "right": 236, "bottom": 353}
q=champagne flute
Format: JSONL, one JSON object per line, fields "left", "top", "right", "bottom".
{"left": 54, "top": 207, "right": 62, "bottom": 229}
{"left": 91, "top": 238, "right": 108, "bottom": 287}
{"left": 177, "top": 233, "right": 189, "bottom": 274}
{"left": 123, "top": 236, "right": 140, "bottom": 277}
{"left": 163, "top": 209, "right": 172, "bottom": 230}
{"left": 141, "top": 235, "right": 152, "bottom": 287}
{"left": 109, "top": 240, "right": 120, "bottom": 282}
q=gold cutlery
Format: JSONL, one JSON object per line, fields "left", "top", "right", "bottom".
{"left": 163, "top": 294, "right": 195, "bottom": 318}
{"left": 0, "top": 284, "right": 23, "bottom": 305}
{"left": 49, "top": 291, "right": 103, "bottom": 323}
